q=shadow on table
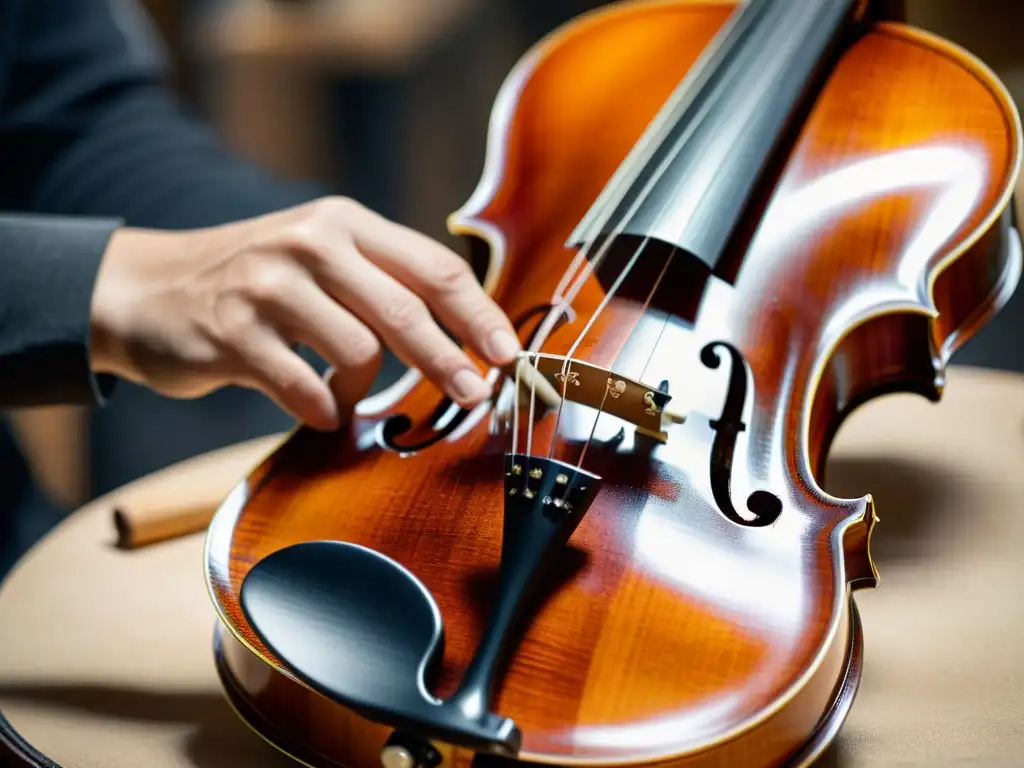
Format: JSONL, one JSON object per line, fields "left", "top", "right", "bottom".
{"left": 0, "top": 684, "right": 292, "bottom": 767}
{"left": 822, "top": 453, "right": 973, "bottom": 567}
{"left": 810, "top": 450, "right": 977, "bottom": 767}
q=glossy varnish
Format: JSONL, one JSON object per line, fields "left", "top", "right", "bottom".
{"left": 205, "top": 1, "right": 1022, "bottom": 765}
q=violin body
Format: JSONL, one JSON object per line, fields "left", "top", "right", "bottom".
{"left": 205, "top": 1, "right": 1022, "bottom": 766}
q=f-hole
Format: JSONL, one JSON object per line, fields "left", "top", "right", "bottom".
{"left": 701, "top": 341, "right": 783, "bottom": 527}
{"left": 379, "top": 304, "right": 567, "bottom": 453}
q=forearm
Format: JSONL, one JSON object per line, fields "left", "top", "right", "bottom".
{"left": 0, "top": 213, "right": 120, "bottom": 408}
{"left": 0, "top": 0, "right": 323, "bottom": 409}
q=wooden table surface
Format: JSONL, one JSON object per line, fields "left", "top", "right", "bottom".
{"left": 1, "top": 365, "right": 1023, "bottom": 767}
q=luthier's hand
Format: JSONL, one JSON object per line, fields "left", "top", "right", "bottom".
{"left": 89, "top": 196, "right": 520, "bottom": 430}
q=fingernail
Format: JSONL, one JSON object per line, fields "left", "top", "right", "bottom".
{"left": 452, "top": 368, "right": 490, "bottom": 403}
{"left": 487, "top": 328, "right": 520, "bottom": 363}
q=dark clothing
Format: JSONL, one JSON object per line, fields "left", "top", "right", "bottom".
{"left": 0, "top": 0, "right": 319, "bottom": 550}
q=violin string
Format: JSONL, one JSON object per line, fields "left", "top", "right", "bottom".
{"left": 506, "top": 205, "right": 647, "bottom": 461}
{"left": 635, "top": 247, "right": 679, "bottom": 382}
{"left": 518, "top": 156, "right": 664, "bottom": 366}
{"left": 509, "top": 54, "right": 713, "bottom": 469}
{"left": 545, "top": 88, "right": 717, "bottom": 473}
{"left": 502, "top": 229, "right": 607, "bottom": 458}
{"left": 551, "top": 247, "right": 591, "bottom": 304}
{"left": 539, "top": 112, "right": 727, "bottom": 458}
{"left": 637, "top": 295, "right": 676, "bottom": 385}
{"left": 527, "top": 230, "right": 629, "bottom": 362}
{"left": 511, "top": 358, "right": 521, "bottom": 457}
{"left": 513, "top": 232, "right": 666, "bottom": 470}
{"left": 503, "top": 226, "right": 625, "bottom": 481}
{"left": 561, "top": 234, "right": 653, "bottom": 368}
{"left": 541, "top": 237, "right": 663, "bottom": 463}
{"left": 518, "top": 89, "right": 695, "bottom": 369}
{"left": 572, "top": 244, "right": 679, "bottom": 474}
{"left": 544, "top": 206, "right": 685, "bottom": 466}
{"left": 521, "top": 230, "right": 647, "bottom": 467}
{"left": 575, "top": 379, "right": 612, "bottom": 471}
{"left": 545, "top": 358, "right": 572, "bottom": 461}
{"left": 539, "top": 239, "right": 663, "bottom": 461}
{"left": 547, "top": 90, "right": 688, "bottom": 313}
{"left": 525, "top": 351, "right": 539, "bottom": 460}
{"left": 551, "top": 72, "right": 728, "bottom": 377}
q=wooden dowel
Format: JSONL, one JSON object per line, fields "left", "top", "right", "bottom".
{"left": 112, "top": 500, "right": 218, "bottom": 549}
{"left": 106, "top": 433, "right": 285, "bottom": 551}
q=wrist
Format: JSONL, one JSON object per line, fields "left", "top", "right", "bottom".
{"left": 89, "top": 227, "right": 147, "bottom": 381}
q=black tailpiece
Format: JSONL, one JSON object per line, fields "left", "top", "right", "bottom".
{"left": 240, "top": 453, "right": 601, "bottom": 759}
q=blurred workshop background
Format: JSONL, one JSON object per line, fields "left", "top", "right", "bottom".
{"left": 3, "top": 0, "right": 1024, "bottom": 571}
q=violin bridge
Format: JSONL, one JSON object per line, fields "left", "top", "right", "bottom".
{"left": 514, "top": 352, "right": 686, "bottom": 443}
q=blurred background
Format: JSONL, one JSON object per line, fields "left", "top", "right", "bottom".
{"left": 3, "top": 0, "right": 1024, "bottom": 570}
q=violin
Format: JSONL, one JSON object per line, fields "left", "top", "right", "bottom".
{"left": 204, "top": 0, "right": 1022, "bottom": 766}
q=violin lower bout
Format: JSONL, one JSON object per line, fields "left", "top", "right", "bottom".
{"left": 212, "top": 597, "right": 864, "bottom": 768}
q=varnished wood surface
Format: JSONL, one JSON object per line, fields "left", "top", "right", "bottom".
{"left": 206, "top": 0, "right": 1022, "bottom": 765}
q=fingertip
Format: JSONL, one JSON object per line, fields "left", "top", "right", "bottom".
{"left": 300, "top": 390, "right": 343, "bottom": 432}
{"left": 281, "top": 373, "right": 341, "bottom": 432}
{"left": 484, "top": 327, "right": 521, "bottom": 366}
{"left": 450, "top": 367, "right": 492, "bottom": 410}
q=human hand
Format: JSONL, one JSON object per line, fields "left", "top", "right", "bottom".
{"left": 88, "top": 197, "right": 520, "bottom": 430}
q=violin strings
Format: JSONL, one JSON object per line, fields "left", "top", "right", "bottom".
{"left": 541, "top": 105, "right": 721, "bottom": 403}
{"left": 510, "top": 230, "right": 668, "bottom": 472}
{"left": 636, "top": 271, "right": 678, "bottom": 385}
{"left": 513, "top": 229, "right": 642, "bottom": 468}
{"left": 552, "top": 246, "right": 679, "bottom": 466}
{"left": 546, "top": 99, "right": 685, "bottom": 317}
{"left": 546, "top": 234, "right": 656, "bottom": 461}
{"left": 504, "top": 202, "right": 639, "bottom": 459}
{"left": 542, "top": 104, "right": 709, "bottom": 474}
{"left": 571, "top": 244, "right": 679, "bottom": 475}
{"left": 542, "top": 130, "right": 694, "bottom": 465}
{"left": 542, "top": 235, "right": 662, "bottom": 462}
{"left": 506, "top": 63, "right": 707, "bottom": 472}
{"left": 546, "top": 362, "right": 570, "bottom": 461}
{"left": 524, "top": 229, "right": 627, "bottom": 364}
{"left": 515, "top": 93, "right": 690, "bottom": 369}
{"left": 511, "top": 358, "right": 522, "bottom": 457}
{"left": 525, "top": 351, "right": 540, "bottom": 460}
{"left": 562, "top": 235, "right": 653, "bottom": 368}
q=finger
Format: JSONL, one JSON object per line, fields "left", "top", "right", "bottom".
{"left": 347, "top": 209, "right": 520, "bottom": 366}
{"left": 234, "top": 324, "right": 341, "bottom": 431}
{"left": 317, "top": 249, "right": 493, "bottom": 409}
{"left": 267, "top": 278, "right": 384, "bottom": 416}
{"left": 323, "top": 363, "right": 378, "bottom": 425}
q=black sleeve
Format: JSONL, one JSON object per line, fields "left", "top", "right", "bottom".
{"left": 0, "top": 214, "right": 120, "bottom": 408}
{"left": 0, "top": 0, "right": 323, "bottom": 408}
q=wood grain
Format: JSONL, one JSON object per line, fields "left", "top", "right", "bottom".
{"left": 205, "top": 1, "right": 1022, "bottom": 766}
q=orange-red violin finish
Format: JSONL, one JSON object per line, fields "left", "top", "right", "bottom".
{"left": 205, "top": 1, "right": 1022, "bottom": 766}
